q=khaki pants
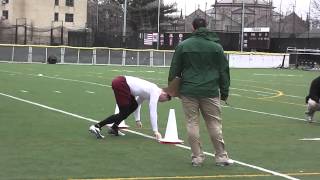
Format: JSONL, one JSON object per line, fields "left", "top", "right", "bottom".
{"left": 181, "top": 95, "right": 229, "bottom": 163}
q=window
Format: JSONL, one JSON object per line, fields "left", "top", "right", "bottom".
{"left": 54, "top": 13, "right": 59, "bottom": 21}
{"left": 65, "top": 13, "right": 73, "bottom": 22}
{"left": 65, "top": 0, "right": 74, "bottom": 7}
{"left": 55, "top": 0, "right": 59, "bottom": 6}
{"left": 2, "top": 10, "right": 8, "bottom": 19}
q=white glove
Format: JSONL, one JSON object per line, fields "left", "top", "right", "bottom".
{"left": 136, "top": 120, "right": 142, "bottom": 128}
{"left": 154, "top": 131, "right": 162, "bottom": 140}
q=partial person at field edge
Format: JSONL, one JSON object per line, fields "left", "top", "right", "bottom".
{"left": 167, "top": 18, "right": 233, "bottom": 167}
{"left": 305, "top": 75, "right": 320, "bottom": 123}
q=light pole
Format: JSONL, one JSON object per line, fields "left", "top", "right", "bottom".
{"left": 184, "top": 0, "right": 186, "bottom": 32}
{"left": 157, "top": 0, "right": 161, "bottom": 49}
{"left": 308, "top": 0, "right": 312, "bottom": 48}
{"left": 278, "top": 0, "right": 282, "bottom": 38}
{"left": 96, "top": 0, "right": 99, "bottom": 32}
{"left": 293, "top": 0, "right": 296, "bottom": 36}
{"left": 240, "top": 2, "right": 245, "bottom": 52}
{"left": 122, "top": 0, "right": 127, "bottom": 47}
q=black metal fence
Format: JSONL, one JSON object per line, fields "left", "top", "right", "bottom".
{"left": 2, "top": 24, "right": 320, "bottom": 53}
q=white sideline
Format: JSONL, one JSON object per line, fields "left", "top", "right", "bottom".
{"left": 222, "top": 105, "right": 307, "bottom": 122}
{"left": 0, "top": 92, "right": 300, "bottom": 180}
{"left": 0, "top": 69, "right": 304, "bottom": 99}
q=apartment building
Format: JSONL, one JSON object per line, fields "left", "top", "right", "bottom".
{"left": 0, "top": 0, "right": 88, "bottom": 45}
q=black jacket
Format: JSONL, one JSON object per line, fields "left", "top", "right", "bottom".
{"left": 306, "top": 76, "right": 320, "bottom": 103}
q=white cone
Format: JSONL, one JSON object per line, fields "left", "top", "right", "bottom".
{"left": 159, "top": 109, "right": 183, "bottom": 144}
{"left": 107, "top": 104, "right": 129, "bottom": 129}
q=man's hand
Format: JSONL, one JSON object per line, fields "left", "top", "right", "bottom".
{"left": 136, "top": 120, "right": 142, "bottom": 128}
{"left": 221, "top": 95, "right": 228, "bottom": 101}
{"left": 154, "top": 131, "right": 162, "bottom": 140}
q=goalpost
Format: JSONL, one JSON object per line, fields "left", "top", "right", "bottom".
{"left": 286, "top": 47, "right": 320, "bottom": 70}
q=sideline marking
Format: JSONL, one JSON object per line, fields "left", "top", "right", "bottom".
{"left": 231, "top": 87, "right": 284, "bottom": 100}
{"left": 253, "top": 73, "right": 303, "bottom": 77}
{"left": 0, "top": 92, "right": 300, "bottom": 180}
{"left": 232, "top": 78, "right": 308, "bottom": 88}
{"left": 0, "top": 69, "right": 305, "bottom": 99}
{"left": 69, "top": 172, "right": 320, "bottom": 180}
{"left": 85, "top": 90, "right": 95, "bottom": 94}
{"left": 233, "top": 85, "right": 284, "bottom": 100}
{"left": 38, "top": 75, "right": 111, "bottom": 87}
{"left": 0, "top": 70, "right": 308, "bottom": 121}
{"left": 231, "top": 87, "right": 277, "bottom": 95}
{"left": 232, "top": 85, "right": 304, "bottom": 107}
{"left": 0, "top": 70, "right": 109, "bottom": 88}
{"left": 230, "top": 93, "right": 241, "bottom": 97}
{"left": 0, "top": 70, "right": 307, "bottom": 117}
{"left": 222, "top": 104, "right": 307, "bottom": 122}
{"left": 251, "top": 98, "right": 305, "bottom": 107}
{"left": 300, "top": 138, "right": 320, "bottom": 141}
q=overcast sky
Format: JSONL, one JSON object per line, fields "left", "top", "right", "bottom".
{"left": 164, "top": 0, "right": 311, "bottom": 19}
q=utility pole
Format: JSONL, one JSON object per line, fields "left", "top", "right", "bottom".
{"left": 157, "top": 0, "right": 161, "bottom": 49}
{"left": 278, "top": 0, "right": 282, "bottom": 38}
{"left": 214, "top": 0, "right": 217, "bottom": 30}
{"left": 240, "top": 2, "right": 245, "bottom": 52}
{"left": 122, "top": 0, "right": 127, "bottom": 47}
{"left": 293, "top": 0, "right": 296, "bottom": 36}
{"left": 96, "top": 0, "right": 99, "bottom": 32}
{"left": 184, "top": 0, "right": 186, "bottom": 32}
{"left": 205, "top": 2, "right": 207, "bottom": 22}
{"left": 61, "top": 21, "right": 64, "bottom": 45}
{"left": 308, "top": 0, "right": 312, "bottom": 48}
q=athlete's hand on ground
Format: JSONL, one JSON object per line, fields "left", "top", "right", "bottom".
{"left": 154, "top": 131, "right": 162, "bottom": 140}
{"left": 136, "top": 120, "right": 142, "bottom": 128}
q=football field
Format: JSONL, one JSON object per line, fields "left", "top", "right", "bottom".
{"left": 1, "top": 63, "right": 320, "bottom": 180}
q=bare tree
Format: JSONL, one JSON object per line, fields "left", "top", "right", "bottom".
{"left": 311, "top": 0, "right": 320, "bottom": 19}
{"left": 87, "top": 0, "right": 123, "bottom": 32}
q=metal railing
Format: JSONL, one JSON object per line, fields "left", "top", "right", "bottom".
{"left": 0, "top": 44, "right": 288, "bottom": 68}
{"left": 0, "top": 44, "right": 175, "bottom": 67}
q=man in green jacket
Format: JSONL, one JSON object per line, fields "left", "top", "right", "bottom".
{"left": 168, "top": 18, "right": 233, "bottom": 167}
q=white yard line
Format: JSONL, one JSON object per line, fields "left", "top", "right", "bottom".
{"left": 85, "top": 90, "right": 95, "bottom": 94}
{"left": 231, "top": 87, "right": 277, "bottom": 95}
{"left": 0, "top": 92, "right": 300, "bottom": 180}
{"left": 0, "top": 70, "right": 111, "bottom": 88}
{"left": 0, "top": 70, "right": 306, "bottom": 99}
{"left": 0, "top": 70, "right": 306, "bottom": 122}
{"left": 299, "top": 138, "right": 320, "bottom": 141}
{"left": 222, "top": 104, "right": 307, "bottom": 122}
{"left": 232, "top": 78, "right": 308, "bottom": 88}
{"left": 230, "top": 87, "right": 304, "bottom": 99}
{"left": 39, "top": 75, "right": 111, "bottom": 87}
{"left": 253, "top": 73, "right": 303, "bottom": 77}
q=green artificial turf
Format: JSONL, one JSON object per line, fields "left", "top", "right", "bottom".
{"left": 1, "top": 63, "right": 320, "bottom": 180}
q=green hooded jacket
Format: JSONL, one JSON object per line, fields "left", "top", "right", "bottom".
{"left": 168, "top": 27, "right": 230, "bottom": 98}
